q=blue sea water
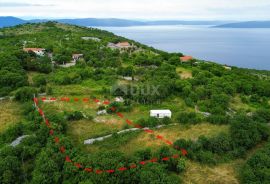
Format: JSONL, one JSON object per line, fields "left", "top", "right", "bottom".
{"left": 95, "top": 25, "right": 270, "bottom": 70}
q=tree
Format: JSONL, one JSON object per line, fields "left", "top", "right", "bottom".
{"left": 15, "top": 87, "right": 37, "bottom": 102}
{"left": 0, "top": 156, "right": 21, "bottom": 184}
{"left": 230, "top": 115, "right": 269, "bottom": 149}
{"left": 31, "top": 148, "right": 63, "bottom": 184}
{"left": 241, "top": 143, "right": 270, "bottom": 184}
{"left": 33, "top": 75, "right": 47, "bottom": 87}
{"left": 177, "top": 112, "right": 201, "bottom": 124}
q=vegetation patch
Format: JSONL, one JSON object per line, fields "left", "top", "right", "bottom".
{"left": 0, "top": 101, "right": 23, "bottom": 133}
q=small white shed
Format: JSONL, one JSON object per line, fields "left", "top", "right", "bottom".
{"left": 150, "top": 110, "right": 172, "bottom": 118}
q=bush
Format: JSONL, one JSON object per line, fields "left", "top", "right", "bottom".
{"left": 33, "top": 75, "right": 46, "bottom": 87}
{"left": 207, "top": 115, "right": 230, "bottom": 124}
{"left": 252, "top": 108, "right": 270, "bottom": 124}
{"left": 98, "top": 105, "right": 106, "bottom": 111}
{"left": 205, "top": 133, "right": 232, "bottom": 154}
{"left": 0, "top": 123, "right": 23, "bottom": 145}
{"left": 230, "top": 115, "right": 269, "bottom": 149}
{"left": 66, "top": 111, "right": 84, "bottom": 121}
{"left": 161, "top": 117, "right": 172, "bottom": 125}
{"left": 137, "top": 117, "right": 161, "bottom": 128}
{"left": 196, "top": 151, "right": 217, "bottom": 165}
{"left": 46, "top": 86, "right": 53, "bottom": 95}
{"left": 176, "top": 158, "right": 186, "bottom": 173}
{"left": 15, "top": 87, "right": 37, "bottom": 102}
{"left": 240, "top": 143, "right": 270, "bottom": 184}
{"left": 177, "top": 112, "right": 201, "bottom": 124}
{"left": 106, "top": 102, "right": 121, "bottom": 113}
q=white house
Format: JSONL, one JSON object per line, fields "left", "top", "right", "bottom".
{"left": 150, "top": 110, "right": 172, "bottom": 118}
{"left": 72, "top": 54, "right": 83, "bottom": 62}
{"left": 223, "top": 65, "right": 232, "bottom": 70}
{"left": 81, "top": 37, "right": 101, "bottom": 42}
{"left": 23, "top": 48, "right": 46, "bottom": 56}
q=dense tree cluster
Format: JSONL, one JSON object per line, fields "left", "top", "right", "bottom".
{"left": 173, "top": 114, "right": 270, "bottom": 164}
{"left": 241, "top": 143, "right": 270, "bottom": 184}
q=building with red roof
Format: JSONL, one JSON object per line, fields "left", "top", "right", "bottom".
{"left": 23, "top": 48, "right": 46, "bottom": 56}
{"left": 180, "top": 56, "right": 193, "bottom": 62}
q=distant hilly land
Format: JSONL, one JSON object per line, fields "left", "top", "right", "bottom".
{"left": 214, "top": 21, "right": 270, "bottom": 28}
{"left": 1, "top": 16, "right": 270, "bottom": 28}
{"left": 0, "top": 16, "right": 228, "bottom": 28}
{"left": 0, "top": 16, "right": 26, "bottom": 28}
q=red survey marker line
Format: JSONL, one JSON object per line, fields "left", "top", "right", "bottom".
{"left": 33, "top": 97, "right": 188, "bottom": 175}
{"left": 39, "top": 97, "right": 186, "bottom": 152}
{"left": 39, "top": 97, "right": 188, "bottom": 154}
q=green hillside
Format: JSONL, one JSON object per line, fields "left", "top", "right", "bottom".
{"left": 0, "top": 22, "right": 270, "bottom": 184}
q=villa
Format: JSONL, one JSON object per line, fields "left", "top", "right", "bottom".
{"left": 72, "top": 54, "right": 84, "bottom": 62}
{"left": 115, "top": 42, "right": 131, "bottom": 48}
{"left": 23, "top": 48, "right": 46, "bottom": 56}
{"left": 81, "top": 37, "right": 101, "bottom": 42}
{"left": 180, "top": 56, "right": 193, "bottom": 62}
{"left": 107, "top": 41, "right": 133, "bottom": 49}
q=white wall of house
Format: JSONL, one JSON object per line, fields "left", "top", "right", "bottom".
{"left": 150, "top": 110, "right": 172, "bottom": 118}
{"left": 34, "top": 50, "right": 45, "bottom": 56}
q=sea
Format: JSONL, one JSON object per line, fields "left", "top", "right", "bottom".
{"left": 95, "top": 25, "right": 270, "bottom": 70}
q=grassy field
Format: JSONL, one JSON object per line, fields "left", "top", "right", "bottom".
{"left": 117, "top": 123, "right": 229, "bottom": 155}
{"left": 84, "top": 123, "right": 229, "bottom": 156}
{"left": 27, "top": 71, "right": 42, "bottom": 85}
{"left": 66, "top": 117, "right": 127, "bottom": 145}
{"left": 181, "top": 142, "right": 270, "bottom": 184}
{"left": 229, "top": 95, "right": 254, "bottom": 112}
{"left": 39, "top": 91, "right": 241, "bottom": 183}
{"left": 182, "top": 160, "right": 241, "bottom": 184}
{"left": 41, "top": 94, "right": 226, "bottom": 155}
{"left": 0, "top": 100, "right": 23, "bottom": 133}
{"left": 176, "top": 67, "right": 193, "bottom": 79}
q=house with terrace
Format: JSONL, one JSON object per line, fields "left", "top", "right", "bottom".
{"left": 180, "top": 56, "right": 193, "bottom": 63}
{"left": 72, "top": 54, "right": 84, "bottom": 62}
{"left": 107, "top": 41, "right": 134, "bottom": 49}
{"left": 23, "top": 48, "right": 46, "bottom": 56}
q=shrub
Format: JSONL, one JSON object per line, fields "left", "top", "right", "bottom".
{"left": 196, "top": 151, "right": 217, "bottom": 165}
{"left": 33, "top": 75, "right": 46, "bottom": 87}
{"left": 176, "top": 158, "right": 186, "bottom": 173}
{"left": 161, "top": 117, "right": 172, "bottom": 125}
{"left": 205, "top": 133, "right": 232, "bottom": 154}
{"left": 98, "top": 105, "right": 106, "bottom": 111}
{"left": 230, "top": 115, "right": 269, "bottom": 149}
{"left": 0, "top": 123, "right": 23, "bottom": 144}
{"left": 207, "top": 115, "right": 230, "bottom": 124}
{"left": 46, "top": 86, "right": 53, "bottom": 95}
{"left": 177, "top": 112, "right": 201, "bottom": 124}
{"left": 240, "top": 143, "right": 270, "bottom": 184}
{"left": 252, "top": 108, "right": 270, "bottom": 124}
{"left": 15, "top": 87, "right": 37, "bottom": 102}
{"left": 137, "top": 117, "right": 160, "bottom": 128}
{"left": 66, "top": 111, "right": 84, "bottom": 121}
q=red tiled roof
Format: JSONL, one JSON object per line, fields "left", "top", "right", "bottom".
{"left": 23, "top": 48, "right": 45, "bottom": 52}
{"left": 116, "top": 42, "right": 131, "bottom": 47}
{"left": 180, "top": 56, "right": 193, "bottom": 62}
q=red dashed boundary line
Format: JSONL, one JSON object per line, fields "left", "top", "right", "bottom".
{"left": 33, "top": 97, "right": 187, "bottom": 175}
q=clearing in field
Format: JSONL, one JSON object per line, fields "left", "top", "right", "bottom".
{"left": 84, "top": 123, "right": 229, "bottom": 156}
{"left": 0, "top": 100, "right": 23, "bottom": 133}
{"left": 182, "top": 160, "right": 241, "bottom": 184}
{"left": 176, "top": 67, "right": 193, "bottom": 79}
